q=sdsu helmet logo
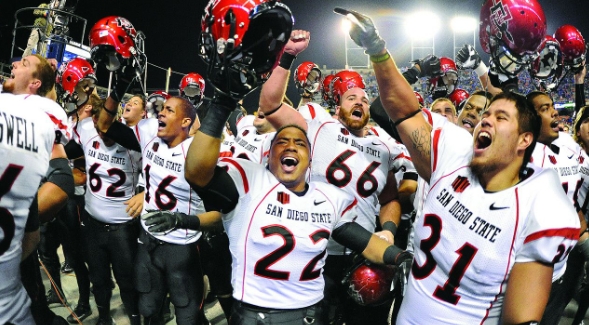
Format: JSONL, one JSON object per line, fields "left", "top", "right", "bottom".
{"left": 115, "top": 17, "right": 136, "bottom": 34}
{"left": 489, "top": 0, "right": 514, "bottom": 43}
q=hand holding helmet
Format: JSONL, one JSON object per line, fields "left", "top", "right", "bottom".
{"left": 412, "top": 54, "right": 442, "bottom": 78}
{"left": 455, "top": 44, "right": 481, "bottom": 70}
{"left": 334, "top": 7, "right": 385, "bottom": 56}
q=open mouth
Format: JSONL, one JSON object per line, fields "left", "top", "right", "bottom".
{"left": 461, "top": 118, "right": 474, "bottom": 129}
{"left": 281, "top": 156, "right": 299, "bottom": 172}
{"left": 550, "top": 120, "right": 560, "bottom": 131}
{"left": 475, "top": 131, "right": 492, "bottom": 150}
{"left": 158, "top": 120, "right": 166, "bottom": 129}
{"left": 351, "top": 108, "right": 363, "bottom": 119}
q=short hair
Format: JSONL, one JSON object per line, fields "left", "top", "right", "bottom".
{"left": 88, "top": 94, "right": 104, "bottom": 117}
{"left": 471, "top": 90, "right": 493, "bottom": 100}
{"left": 31, "top": 54, "right": 56, "bottom": 96}
{"left": 491, "top": 91, "right": 540, "bottom": 174}
{"left": 431, "top": 97, "right": 456, "bottom": 116}
{"left": 525, "top": 90, "right": 553, "bottom": 110}
{"left": 172, "top": 96, "right": 197, "bottom": 128}
{"left": 130, "top": 94, "right": 147, "bottom": 109}
{"left": 270, "top": 124, "right": 311, "bottom": 149}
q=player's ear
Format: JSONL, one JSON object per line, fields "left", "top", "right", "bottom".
{"left": 518, "top": 131, "right": 534, "bottom": 152}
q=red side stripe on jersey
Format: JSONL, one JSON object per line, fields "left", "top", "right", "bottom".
{"left": 307, "top": 103, "right": 316, "bottom": 119}
{"left": 370, "top": 127, "right": 379, "bottom": 137}
{"left": 393, "top": 152, "right": 412, "bottom": 162}
{"left": 423, "top": 108, "right": 434, "bottom": 125}
{"left": 46, "top": 113, "right": 70, "bottom": 137}
{"left": 342, "top": 198, "right": 358, "bottom": 216}
{"left": 432, "top": 128, "right": 442, "bottom": 172}
{"left": 524, "top": 227, "right": 580, "bottom": 243}
{"left": 220, "top": 158, "right": 249, "bottom": 193}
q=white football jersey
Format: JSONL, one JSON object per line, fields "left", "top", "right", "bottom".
{"left": 136, "top": 118, "right": 204, "bottom": 244}
{"left": 398, "top": 123, "right": 579, "bottom": 325}
{"left": 218, "top": 157, "right": 359, "bottom": 309}
{"left": 232, "top": 115, "right": 273, "bottom": 163}
{"left": 0, "top": 93, "right": 55, "bottom": 324}
{"left": 577, "top": 150, "right": 589, "bottom": 221}
{"left": 16, "top": 94, "right": 70, "bottom": 145}
{"left": 305, "top": 118, "right": 415, "bottom": 254}
{"left": 76, "top": 118, "right": 142, "bottom": 223}
{"left": 530, "top": 132, "right": 582, "bottom": 280}
{"left": 297, "top": 102, "right": 332, "bottom": 122}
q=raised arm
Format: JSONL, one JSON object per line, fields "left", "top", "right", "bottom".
{"left": 335, "top": 8, "right": 433, "bottom": 181}
{"left": 259, "top": 30, "right": 310, "bottom": 131}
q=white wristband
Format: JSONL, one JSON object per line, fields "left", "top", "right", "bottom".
{"left": 474, "top": 62, "right": 488, "bottom": 77}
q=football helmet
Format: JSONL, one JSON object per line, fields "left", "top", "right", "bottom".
{"left": 321, "top": 74, "right": 336, "bottom": 105}
{"left": 89, "top": 16, "right": 145, "bottom": 72}
{"left": 414, "top": 91, "right": 424, "bottom": 107}
{"left": 448, "top": 88, "right": 470, "bottom": 111}
{"left": 554, "top": 25, "right": 586, "bottom": 72}
{"left": 146, "top": 91, "right": 171, "bottom": 118}
{"left": 331, "top": 70, "right": 366, "bottom": 105}
{"left": 345, "top": 260, "right": 396, "bottom": 306}
{"left": 530, "top": 35, "right": 564, "bottom": 92}
{"left": 179, "top": 72, "right": 206, "bottom": 102}
{"left": 56, "top": 57, "right": 97, "bottom": 113}
{"left": 294, "top": 61, "right": 322, "bottom": 96}
{"left": 427, "top": 57, "right": 458, "bottom": 99}
{"left": 479, "top": 0, "right": 546, "bottom": 76}
{"left": 200, "top": 0, "right": 294, "bottom": 99}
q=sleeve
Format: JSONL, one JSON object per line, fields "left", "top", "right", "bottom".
{"left": 369, "top": 96, "right": 401, "bottom": 143}
{"left": 25, "top": 195, "right": 40, "bottom": 233}
{"left": 576, "top": 84, "right": 585, "bottom": 114}
{"left": 430, "top": 123, "right": 473, "bottom": 182}
{"left": 105, "top": 121, "right": 142, "bottom": 152}
{"left": 516, "top": 171, "right": 580, "bottom": 264}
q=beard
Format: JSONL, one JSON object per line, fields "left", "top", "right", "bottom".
{"left": 469, "top": 157, "right": 500, "bottom": 183}
{"left": 1, "top": 79, "right": 14, "bottom": 94}
{"left": 338, "top": 110, "right": 369, "bottom": 133}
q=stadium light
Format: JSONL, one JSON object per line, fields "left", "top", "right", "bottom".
{"left": 451, "top": 16, "right": 478, "bottom": 33}
{"left": 404, "top": 11, "right": 441, "bottom": 40}
{"left": 341, "top": 18, "right": 351, "bottom": 33}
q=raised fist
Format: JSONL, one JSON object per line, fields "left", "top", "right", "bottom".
{"left": 455, "top": 44, "right": 482, "bottom": 70}
{"left": 284, "top": 30, "right": 310, "bottom": 56}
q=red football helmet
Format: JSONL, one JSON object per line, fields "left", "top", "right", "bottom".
{"left": 414, "top": 91, "right": 424, "bottom": 107}
{"left": 331, "top": 70, "right": 366, "bottom": 105}
{"left": 321, "top": 74, "right": 336, "bottom": 105}
{"left": 200, "top": 0, "right": 293, "bottom": 98}
{"left": 448, "top": 88, "right": 470, "bottom": 111}
{"left": 554, "top": 25, "right": 586, "bottom": 71}
{"left": 479, "top": 0, "right": 546, "bottom": 76}
{"left": 89, "top": 16, "right": 144, "bottom": 71}
{"left": 427, "top": 57, "right": 458, "bottom": 99}
{"left": 146, "top": 90, "right": 171, "bottom": 118}
{"left": 294, "top": 61, "right": 322, "bottom": 96}
{"left": 56, "top": 57, "right": 97, "bottom": 113}
{"left": 179, "top": 72, "right": 206, "bottom": 102}
{"left": 346, "top": 261, "right": 396, "bottom": 306}
{"left": 530, "top": 35, "right": 564, "bottom": 92}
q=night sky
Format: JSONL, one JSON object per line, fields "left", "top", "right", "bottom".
{"left": 2, "top": 0, "right": 589, "bottom": 107}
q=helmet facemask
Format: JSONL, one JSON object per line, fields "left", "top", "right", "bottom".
{"left": 199, "top": 0, "right": 293, "bottom": 99}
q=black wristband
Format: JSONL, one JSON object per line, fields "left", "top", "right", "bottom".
{"left": 383, "top": 245, "right": 410, "bottom": 266}
{"left": 199, "top": 95, "right": 236, "bottom": 139}
{"left": 394, "top": 108, "right": 422, "bottom": 126}
{"left": 177, "top": 213, "right": 201, "bottom": 231}
{"left": 279, "top": 53, "right": 297, "bottom": 70}
{"left": 382, "top": 221, "right": 398, "bottom": 236}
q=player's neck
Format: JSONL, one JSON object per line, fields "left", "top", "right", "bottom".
{"left": 163, "top": 132, "right": 189, "bottom": 148}
{"left": 478, "top": 162, "right": 522, "bottom": 192}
